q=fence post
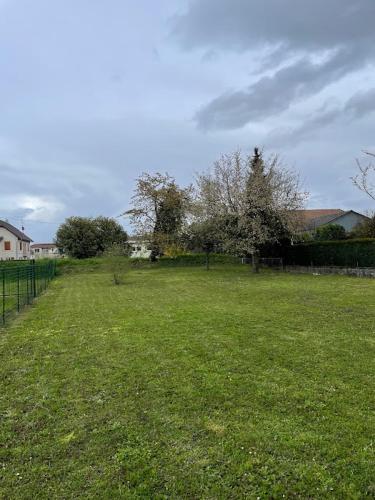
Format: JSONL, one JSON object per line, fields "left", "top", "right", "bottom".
{"left": 2, "top": 268, "right": 5, "bottom": 325}
{"left": 17, "top": 267, "right": 20, "bottom": 312}
{"left": 26, "top": 267, "right": 29, "bottom": 304}
{"left": 32, "top": 260, "right": 36, "bottom": 298}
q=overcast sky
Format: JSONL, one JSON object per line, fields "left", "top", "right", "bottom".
{"left": 1, "top": 0, "right": 374, "bottom": 241}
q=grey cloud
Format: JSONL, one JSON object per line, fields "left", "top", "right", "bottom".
{"left": 268, "top": 88, "right": 375, "bottom": 147}
{"left": 173, "top": 0, "right": 375, "bottom": 53}
{"left": 268, "top": 109, "right": 343, "bottom": 148}
{"left": 201, "top": 49, "right": 218, "bottom": 63}
{"left": 346, "top": 88, "right": 375, "bottom": 118}
{"left": 196, "top": 47, "right": 366, "bottom": 129}
{"left": 173, "top": 0, "right": 375, "bottom": 130}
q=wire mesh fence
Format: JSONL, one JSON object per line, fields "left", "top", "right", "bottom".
{"left": 241, "top": 257, "right": 284, "bottom": 269}
{"left": 0, "top": 260, "right": 56, "bottom": 325}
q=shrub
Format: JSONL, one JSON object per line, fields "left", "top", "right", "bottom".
{"left": 56, "top": 217, "right": 128, "bottom": 259}
{"left": 314, "top": 224, "right": 346, "bottom": 241}
{"left": 162, "top": 244, "right": 186, "bottom": 258}
{"left": 55, "top": 257, "right": 103, "bottom": 274}
{"left": 350, "top": 215, "right": 375, "bottom": 238}
{"left": 158, "top": 253, "right": 239, "bottom": 267}
{"left": 284, "top": 239, "right": 375, "bottom": 267}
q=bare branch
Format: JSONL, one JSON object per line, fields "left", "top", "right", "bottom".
{"left": 192, "top": 148, "right": 308, "bottom": 257}
{"left": 351, "top": 152, "right": 375, "bottom": 202}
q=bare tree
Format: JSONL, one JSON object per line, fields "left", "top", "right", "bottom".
{"left": 193, "top": 148, "right": 307, "bottom": 272}
{"left": 352, "top": 151, "right": 375, "bottom": 201}
{"left": 195, "top": 150, "right": 247, "bottom": 219}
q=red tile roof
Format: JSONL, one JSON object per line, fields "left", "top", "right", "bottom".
{"left": 296, "top": 209, "right": 345, "bottom": 221}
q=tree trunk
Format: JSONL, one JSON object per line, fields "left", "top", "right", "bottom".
{"left": 252, "top": 252, "right": 259, "bottom": 273}
{"left": 206, "top": 251, "right": 210, "bottom": 271}
{"left": 150, "top": 237, "right": 159, "bottom": 262}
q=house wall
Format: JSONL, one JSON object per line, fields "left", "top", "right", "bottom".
{"left": 0, "top": 228, "right": 30, "bottom": 260}
{"left": 129, "top": 241, "right": 151, "bottom": 259}
{"left": 332, "top": 213, "right": 368, "bottom": 232}
{"left": 32, "top": 247, "right": 61, "bottom": 259}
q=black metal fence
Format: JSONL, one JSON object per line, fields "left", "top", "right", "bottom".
{"left": 241, "top": 257, "right": 284, "bottom": 269}
{"left": 0, "top": 260, "right": 56, "bottom": 325}
{"left": 284, "top": 265, "right": 375, "bottom": 278}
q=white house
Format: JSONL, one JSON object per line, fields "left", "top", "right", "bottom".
{"left": 0, "top": 220, "right": 33, "bottom": 260}
{"left": 128, "top": 237, "right": 152, "bottom": 259}
{"left": 31, "top": 243, "right": 62, "bottom": 259}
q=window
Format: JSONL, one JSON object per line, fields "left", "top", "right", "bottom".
{"left": 4, "top": 241, "right": 11, "bottom": 251}
{"left": 20, "top": 241, "right": 22, "bottom": 250}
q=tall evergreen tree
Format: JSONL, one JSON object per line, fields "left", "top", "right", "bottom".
{"left": 242, "top": 148, "right": 271, "bottom": 271}
{"left": 241, "top": 148, "right": 294, "bottom": 271}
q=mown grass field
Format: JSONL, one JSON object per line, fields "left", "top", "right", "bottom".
{"left": 0, "top": 259, "right": 374, "bottom": 498}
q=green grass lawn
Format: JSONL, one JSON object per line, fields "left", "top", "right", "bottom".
{"left": 0, "top": 260, "right": 374, "bottom": 498}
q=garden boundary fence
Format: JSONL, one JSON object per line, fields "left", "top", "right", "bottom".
{"left": 241, "top": 257, "right": 284, "bottom": 269}
{"left": 284, "top": 265, "right": 375, "bottom": 278}
{"left": 0, "top": 260, "right": 56, "bottom": 325}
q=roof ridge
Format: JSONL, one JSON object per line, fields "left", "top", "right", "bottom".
{"left": 0, "top": 219, "right": 33, "bottom": 242}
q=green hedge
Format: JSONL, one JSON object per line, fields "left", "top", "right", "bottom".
{"left": 0, "top": 260, "right": 32, "bottom": 269}
{"left": 285, "top": 239, "right": 375, "bottom": 267}
{"left": 55, "top": 257, "right": 106, "bottom": 275}
{"left": 158, "top": 253, "right": 239, "bottom": 267}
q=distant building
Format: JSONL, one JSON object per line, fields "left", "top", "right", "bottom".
{"left": 31, "top": 243, "right": 62, "bottom": 259}
{"left": 0, "top": 220, "right": 33, "bottom": 260}
{"left": 297, "top": 209, "right": 369, "bottom": 234}
{"left": 128, "top": 237, "right": 151, "bottom": 259}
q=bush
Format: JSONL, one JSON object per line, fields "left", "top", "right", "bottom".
{"left": 350, "top": 215, "right": 375, "bottom": 238}
{"left": 158, "top": 253, "right": 239, "bottom": 267}
{"left": 55, "top": 257, "right": 103, "bottom": 274}
{"left": 314, "top": 224, "right": 346, "bottom": 241}
{"left": 162, "top": 244, "right": 186, "bottom": 258}
{"left": 284, "top": 239, "right": 375, "bottom": 267}
{"left": 56, "top": 217, "right": 128, "bottom": 259}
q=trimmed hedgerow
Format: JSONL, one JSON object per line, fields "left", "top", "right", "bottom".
{"left": 158, "top": 253, "right": 239, "bottom": 267}
{"left": 284, "top": 238, "right": 375, "bottom": 267}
